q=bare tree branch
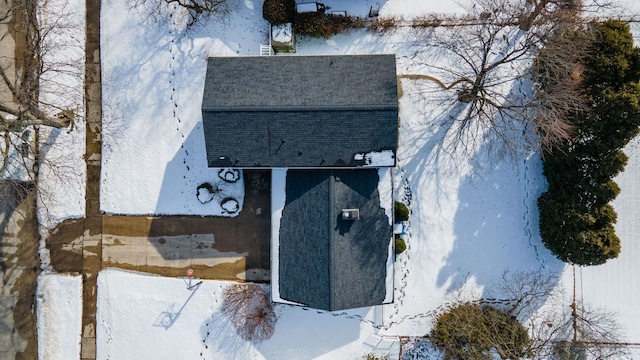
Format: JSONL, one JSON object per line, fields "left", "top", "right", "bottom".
{"left": 0, "top": 0, "right": 83, "bottom": 214}
{"left": 221, "top": 283, "right": 277, "bottom": 343}
{"left": 131, "top": 0, "right": 232, "bottom": 26}
{"left": 402, "top": 0, "right": 600, "bottom": 158}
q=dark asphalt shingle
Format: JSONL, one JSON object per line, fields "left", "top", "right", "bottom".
{"left": 202, "top": 55, "right": 398, "bottom": 110}
{"left": 278, "top": 169, "right": 392, "bottom": 311}
{"left": 201, "top": 55, "right": 398, "bottom": 168}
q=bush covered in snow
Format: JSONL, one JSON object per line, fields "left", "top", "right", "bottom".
{"left": 220, "top": 197, "right": 239, "bottom": 214}
{"left": 218, "top": 168, "right": 240, "bottom": 183}
{"left": 196, "top": 182, "right": 218, "bottom": 204}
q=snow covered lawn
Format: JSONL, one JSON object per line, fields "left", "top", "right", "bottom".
{"left": 96, "top": 268, "right": 387, "bottom": 360}
{"left": 36, "top": 273, "right": 82, "bottom": 360}
{"left": 99, "top": 0, "right": 261, "bottom": 216}
{"left": 36, "top": 0, "right": 86, "bottom": 228}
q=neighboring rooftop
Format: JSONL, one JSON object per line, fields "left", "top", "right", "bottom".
{"left": 201, "top": 55, "right": 398, "bottom": 168}
{"left": 278, "top": 169, "right": 392, "bottom": 311}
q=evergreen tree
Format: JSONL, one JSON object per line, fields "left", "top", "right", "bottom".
{"left": 538, "top": 20, "right": 640, "bottom": 265}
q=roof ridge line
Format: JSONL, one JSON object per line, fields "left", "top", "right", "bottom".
{"left": 328, "top": 172, "right": 337, "bottom": 311}
{"left": 202, "top": 104, "right": 398, "bottom": 112}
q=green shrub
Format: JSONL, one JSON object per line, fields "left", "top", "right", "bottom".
{"left": 395, "top": 235, "right": 406, "bottom": 255}
{"left": 293, "top": 13, "right": 364, "bottom": 39}
{"left": 537, "top": 20, "right": 640, "bottom": 265}
{"left": 539, "top": 195, "right": 621, "bottom": 265}
{"left": 293, "top": 12, "right": 328, "bottom": 38}
{"left": 363, "top": 354, "right": 386, "bottom": 360}
{"left": 262, "top": 0, "right": 295, "bottom": 24}
{"left": 394, "top": 201, "right": 409, "bottom": 222}
{"left": 430, "top": 303, "right": 531, "bottom": 360}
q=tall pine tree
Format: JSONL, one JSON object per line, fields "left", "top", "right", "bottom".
{"left": 538, "top": 20, "right": 640, "bottom": 265}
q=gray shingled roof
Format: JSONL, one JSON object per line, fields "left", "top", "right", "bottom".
{"left": 278, "top": 169, "right": 392, "bottom": 311}
{"left": 201, "top": 55, "right": 398, "bottom": 168}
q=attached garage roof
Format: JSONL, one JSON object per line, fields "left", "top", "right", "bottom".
{"left": 278, "top": 169, "right": 392, "bottom": 311}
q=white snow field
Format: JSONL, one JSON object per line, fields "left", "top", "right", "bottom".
{"left": 36, "top": 0, "right": 86, "bottom": 229}
{"left": 36, "top": 273, "right": 82, "bottom": 360}
{"left": 96, "top": 269, "right": 384, "bottom": 360}
{"left": 33, "top": 0, "right": 640, "bottom": 359}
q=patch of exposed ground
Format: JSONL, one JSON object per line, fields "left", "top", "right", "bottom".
{"left": 46, "top": 218, "right": 84, "bottom": 273}
{"left": 46, "top": 171, "right": 272, "bottom": 282}
{"left": 0, "top": 184, "right": 40, "bottom": 360}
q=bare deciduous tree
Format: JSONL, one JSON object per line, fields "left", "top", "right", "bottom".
{"left": 0, "top": 1, "right": 73, "bottom": 129}
{"left": 530, "top": 25, "right": 596, "bottom": 152}
{"left": 0, "top": 0, "right": 82, "bottom": 207}
{"left": 132, "top": 0, "right": 232, "bottom": 26}
{"left": 221, "top": 283, "right": 277, "bottom": 343}
{"left": 489, "top": 270, "right": 628, "bottom": 359}
{"left": 406, "top": 0, "right": 593, "bottom": 156}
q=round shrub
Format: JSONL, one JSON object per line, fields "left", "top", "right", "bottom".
{"left": 394, "top": 201, "right": 409, "bottom": 222}
{"left": 196, "top": 182, "right": 218, "bottom": 204}
{"left": 218, "top": 168, "right": 240, "bottom": 182}
{"left": 431, "top": 303, "right": 531, "bottom": 360}
{"left": 395, "top": 235, "right": 406, "bottom": 255}
{"left": 262, "top": 0, "right": 295, "bottom": 24}
{"left": 220, "top": 197, "right": 240, "bottom": 214}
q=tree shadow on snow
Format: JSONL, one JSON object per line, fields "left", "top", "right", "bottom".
{"left": 395, "top": 64, "right": 566, "bottom": 317}
{"left": 435, "top": 79, "right": 565, "bottom": 307}
{"left": 199, "top": 312, "right": 256, "bottom": 360}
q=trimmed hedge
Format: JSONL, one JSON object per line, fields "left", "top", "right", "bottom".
{"left": 394, "top": 201, "right": 409, "bottom": 222}
{"left": 395, "top": 235, "right": 406, "bottom": 255}
{"left": 293, "top": 13, "right": 365, "bottom": 39}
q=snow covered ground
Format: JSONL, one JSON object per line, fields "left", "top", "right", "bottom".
{"left": 34, "top": 0, "right": 640, "bottom": 359}
{"left": 37, "top": 0, "right": 86, "bottom": 229}
{"left": 96, "top": 269, "right": 386, "bottom": 360}
{"left": 36, "top": 273, "right": 82, "bottom": 360}
{"left": 99, "top": 0, "right": 257, "bottom": 216}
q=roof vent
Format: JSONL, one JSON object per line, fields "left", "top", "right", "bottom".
{"left": 342, "top": 209, "right": 359, "bottom": 220}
